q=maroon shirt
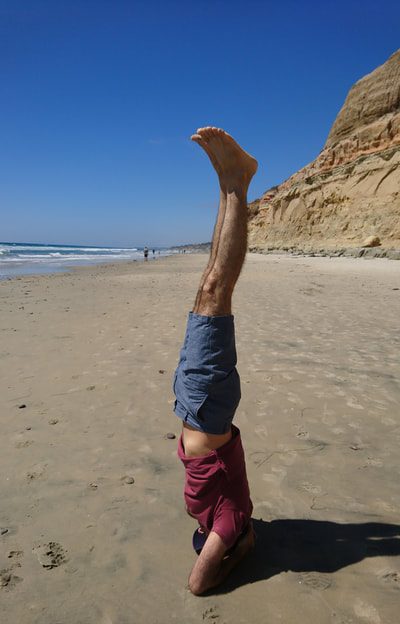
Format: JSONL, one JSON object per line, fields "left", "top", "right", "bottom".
{"left": 178, "top": 425, "right": 253, "bottom": 549}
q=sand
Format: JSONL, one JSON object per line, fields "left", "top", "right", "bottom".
{"left": 1, "top": 253, "right": 399, "bottom": 624}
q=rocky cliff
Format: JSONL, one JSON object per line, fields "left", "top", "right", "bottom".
{"left": 248, "top": 50, "right": 400, "bottom": 251}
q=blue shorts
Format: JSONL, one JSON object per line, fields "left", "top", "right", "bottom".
{"left": 173, "top": 312, "right": 241, "bottom": 434}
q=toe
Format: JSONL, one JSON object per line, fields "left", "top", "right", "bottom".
{"left": 191, "top": 135, "right": 214, "bottom": 158}
{"left": 209, "top": 127, "right": 221, "bottom": 138}
{"left": 207, "top": 128, "right": 220, "bottom": 141}
{"left": 202, "top": 127, "right": 213, "bottom": 139}
{"left": 196, "top": 127, "right": 213, "bottom": 142}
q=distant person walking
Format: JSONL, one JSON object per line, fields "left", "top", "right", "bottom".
{"left": 143, "top": 246, "right": 149, "bottom": 260}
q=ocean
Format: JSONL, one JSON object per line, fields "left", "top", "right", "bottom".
{"left": 0, "top": 242, "right": 172, "bottom": 279}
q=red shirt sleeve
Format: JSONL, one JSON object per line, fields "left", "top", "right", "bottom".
{"left": 212, "top": 508, "right": 248, "bottom": 550}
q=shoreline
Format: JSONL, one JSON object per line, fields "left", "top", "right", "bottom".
{"left": 0, "top": 249, "right": 178, "bottom": 281}
{"left": 0, "top": 254, "right": 177, "bottom": 282}
{"left": 2, "top": 244, "right": 400, "bottom": 283}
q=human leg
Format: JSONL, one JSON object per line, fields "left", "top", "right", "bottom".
{"left": 191, "top": 127, "right": 257, "bottom": 316}
{"left": 176, "top": 128, "right": 257, "bottom": 592}
{"left": 188, "top": 523, "right": 255, "bottom": 595}
{"left": 173, "top": 127, "right": 258, "bottom": 440}
{"left": 193, "top": 189, "right": 227, "bottom": 312}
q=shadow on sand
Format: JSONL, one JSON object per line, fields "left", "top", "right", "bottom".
{"left": 213, "top": 518, "right": 400, "bottom": 594}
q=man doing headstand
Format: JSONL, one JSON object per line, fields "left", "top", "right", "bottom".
{"left": 173, "top": 127, "right": 258, "bottom": 595}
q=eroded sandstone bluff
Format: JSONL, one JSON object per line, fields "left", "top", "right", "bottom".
{"left": 248, "top": 50, "right": 400, "bottom": 252}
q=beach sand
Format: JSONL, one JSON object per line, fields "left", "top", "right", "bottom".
{"left": 1, "top": 253, "right": 399, "bottom": 624}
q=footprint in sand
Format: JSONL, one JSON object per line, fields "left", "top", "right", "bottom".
{"left": 26, "top": 462, "right": 48, "bottom": 481}
{"left": 0, "top": 568, "right": 23, "bottom": 590}
{"left": 7, "top": 549, "right": 23, "bottom": 561}
{"left": 33, "top": 542, "right": 67, "bottom": 569}
{"left": 254, "top": 424, "right": 268, "bottom": 439}
{"left": 353, "top": 599, "right": 381, "bottom": 624}
{"left": 298, "top": 481, "right": 323, "bottom": 495}
{"left": 331, "top": 611, "right": 354, "bottom": 624}
{"left": 295, "top": 427, "right": 309, "bottom": 440}
{"left": 15, "top": 440, "right": 33, "bottom": 448}
{"left": 1, "top": 548, "right": 24, "bottom": 589}
{"left": 262, "top": 467, "right": 287, "bottom": 486}
{"left": 379, "top": 569, "right": 400, "bottom": 588}
{"left": 298, "top": 572, "right": 332, "bottom": 590}
{"left": 363, "top": 457, "right": 383, "bottom": 468}
{"left": 202, "top": 605, "right": 221, "bottom": 620}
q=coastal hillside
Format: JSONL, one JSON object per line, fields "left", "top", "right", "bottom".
{"left": 248, "top": 50, "right": 400, "bottom": 252}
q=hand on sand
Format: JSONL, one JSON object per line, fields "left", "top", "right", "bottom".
{"left": 191, "top": 126, "right": 258, "bottom": 191}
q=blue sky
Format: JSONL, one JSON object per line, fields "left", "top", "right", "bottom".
{"left": 1, "top": 1, "right": 399, "bottom": 247}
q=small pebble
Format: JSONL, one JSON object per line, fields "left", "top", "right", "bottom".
{"left": 165, "top": 432, "right": 176, "bottom": 440}
{"left": 26, "top": 426, "right": 32, "bottom": 431}
{"left": 18, "top": 404, "right": 26, "bottom": 409}
{"left": 158, "top": 369, "right": 165, "bottom": 374}
{"left": 49, "top": 419, "right": 59, "bottom": 425}
{"left": 350, "top": 444, "right": 362, "bottom": 450}
{"left": 88, "top": 483, "right": 98, "bottom": 490}
{"left": 122, "top": 476, "right": 135, "bottom": 485}
{"left": 86, "top": 385, "right": 96, "bottom": 391}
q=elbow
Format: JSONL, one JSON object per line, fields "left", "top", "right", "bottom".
{"left": 188, "top": 575, "right": 208, "bottom": 596}
{"left": 188, "top": 579, "right": 206, "bottom": 596}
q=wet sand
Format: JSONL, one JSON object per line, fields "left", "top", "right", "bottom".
{"left": 1, "top": 253, "right": 399, "bottom": 624}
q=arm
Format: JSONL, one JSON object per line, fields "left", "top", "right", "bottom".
{"left": 188, "top": 529, "right": 252, "bottom": 595}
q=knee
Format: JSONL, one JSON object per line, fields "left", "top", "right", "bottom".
{"left": 196, "top": 270, "right": 232, "bottom": 315}
{"left": 202, "top": 270, "right": 231, "bottom": 299}
{"left": 202, "top": 271, "right": 219, "bottom": 296}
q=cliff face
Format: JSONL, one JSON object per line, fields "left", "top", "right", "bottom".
{"left": 248, "top": 50, "right": 400, "bottom": 250}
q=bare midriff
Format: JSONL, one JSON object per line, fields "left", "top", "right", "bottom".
{"left": 182, "top": 422, "right": 232, "bottom": 458}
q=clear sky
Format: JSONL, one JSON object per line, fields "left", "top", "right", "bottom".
{"left": 1, "top": 1, "right": 399, "bottom": 247}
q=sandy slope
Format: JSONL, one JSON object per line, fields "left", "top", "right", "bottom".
{"left": 0, "top": 253, "right": 399, "bottom": 624}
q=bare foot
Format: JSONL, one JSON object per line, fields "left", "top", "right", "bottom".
{"left": 191, "top": 126, "right": 258, "bottom": 191}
